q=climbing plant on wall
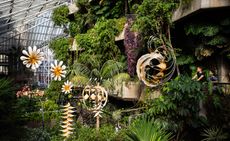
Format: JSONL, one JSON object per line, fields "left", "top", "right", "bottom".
{"left": 75, "top": 18, "right": 126, "bottom": 69}
{"left": 52, "top": 0, "right": 129, "bottom": 37}
{"left": 49, "top": 37, "right": 70, "bottom": 63}
{"left": 52, "top": 5, "right": 69, "bottom": 27}
{"left": 132, "top": 0, "right": 179, "bottom": 47}
{"left": 184, "top": 17, "right": 230, "bottom": 60}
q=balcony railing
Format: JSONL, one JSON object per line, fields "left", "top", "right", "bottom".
{"left": 213, "top": 82, "right": 230, "bottom": 94}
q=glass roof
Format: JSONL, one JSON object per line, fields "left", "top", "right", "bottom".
{"left": 0, "top": 0, "right": 69, "bottom": 54}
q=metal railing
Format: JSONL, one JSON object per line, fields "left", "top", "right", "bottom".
{"left": 213, "top": 82, "right": 230, "bottom": 94}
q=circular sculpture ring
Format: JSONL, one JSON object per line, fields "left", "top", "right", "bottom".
{"left": 82, "top": 84, "right": 108, "bottom": 110}
{"left": 136, "top": 37, "right": 176, "bottom": 87}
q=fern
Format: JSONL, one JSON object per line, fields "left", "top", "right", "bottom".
{"left": 71, "top": 75, "right": 89, "bottom": 86}
{"left": 100, "top": 60, "right": 125, "bottom": 79}
{"left": 176, "top": 55, "right": 195, "bottom": 65}
{"left": 52, "top": 5, "right": 69, "bottom": 26}
{"left": 205, "top": 35, "right": 228, "bottom": 46}
{"left": 185, "top": 24, "right": 220, "bottom": 37}
{"left": 201, "top": 127, "right": 228, "bottom": 141}
{"left": 72, "top": 62, "right": 91, "bottom": 76}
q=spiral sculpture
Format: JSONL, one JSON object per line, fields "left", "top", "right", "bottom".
{"left": 136, "top": 36, "right": 176, "bottom": 87}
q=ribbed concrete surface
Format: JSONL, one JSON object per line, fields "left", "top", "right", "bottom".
{"left": 172, "top": 0, "right": 230, "bottom": 22}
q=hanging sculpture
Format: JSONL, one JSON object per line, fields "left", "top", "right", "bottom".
{"left": 82, "top": 83, "right": 108, "bottom": 130}
{"left": 136, "top": 36, "right": 176, "bottom": 87}
{"left": 60, "top": 102, "right": 75, "bottom": 139}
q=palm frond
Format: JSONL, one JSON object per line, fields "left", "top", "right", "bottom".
{"left": 113, "top": 73, "right": 130, "bottom": 85}
{"left": 126, "top": 118, "right": 173, "bottom": 141}
{"left": 0, "top": 78, "right": 13, "bottom": 96}
{"left": 72, "top": 62, "right": 91, "bottom": 76}
{"left": 201, "top": 127, "right": 228, "bottom": 141}
{"left": 102, "top": 79, "right": 114, "bottom": 90}
{"left": 90, "top": 68, "right": 101, "bottom": 78}
{"left": 100, "top": 60, "right": 125, "bottom": 79}
{"left": 71, "top": 75, "right": 89, "bottom": 86}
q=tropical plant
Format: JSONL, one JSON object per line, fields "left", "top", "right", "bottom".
{"left": 23, "top": 127, "right": 51, "bottom": 141}
{"left": 201, "top": 127, "right": 228, "bottom": 141}
{"left": 132, "top": 0, "right": 179, "bottom": 44}
{"left": 126, "top": 118, "right": 173, "bottom": 141}
{"left": 146, "top": 75, "right": 206, "bottom": 140}
{"left": 184, "top": 17, "right": 230, "bottom": 60}
{"left": 49, "top": 37, "right": 70, "bottom": 62}
{"left": 52, "top": 0, "right": 133, "bottom": 37}
{"left": 0, "top": 78, "right": 16, "bottom": 119}
{"left": 45, "top": 80, "right": 64, "bottom": 102}
{"left": 75, "top": 18, "right": 126, "bottom": 69}
{"left": 52, "top": 5, "right": 69, "bottom": 27}
{"left": 74, "top": 124, "right": 128, "bottom": 141}
{"left": 70, "top": 59, "right": 129, "bottom": 90}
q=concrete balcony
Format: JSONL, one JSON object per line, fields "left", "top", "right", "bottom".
{"left": 172, "top": 0, "right": 230, "bottom": 22}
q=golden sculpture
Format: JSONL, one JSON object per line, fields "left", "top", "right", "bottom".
{"left": 82, "top": 83, "right": 108, "bottom": 130}
{"left": 136, "top": 36, "right": 176, "bottom": 87}
{"left": 60, "top": 102, "right": 75, "bottom": 139}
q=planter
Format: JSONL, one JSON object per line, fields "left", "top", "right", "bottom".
{"left": 114, "top": 81, "right": 141, "bottom": 99}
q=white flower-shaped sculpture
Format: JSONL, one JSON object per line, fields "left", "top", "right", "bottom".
{"left": 20, "top": 46, "right": 44, "bottom": 70}
{"left": 50, "top": 60, "right": 67, "bottom": 81}
{"left": 62, "top": 80, "right": 73, "bottom": 94}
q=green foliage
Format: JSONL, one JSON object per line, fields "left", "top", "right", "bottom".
{"left": 15, "top": 96, "right": 39, "bottom": 118}
{"left": 205, "top": 35, "right": 228, "bottom": 46}
{"left": 180, "top": 0, "right": 193, "bottom": 4}
{"left": 0, "top": 78, "right": 14, "bottom": 114}
{"left": 201, "top": 127, "right": 228, "bottom": 141}
{"left": 76, "top": 0, "right": 125, "bottom": 20}
{"left": 38, "top": 99, "right": 59, "bottom": 121}
{"left": 183, "top": 17, "right": 230, "bottom": 59}
{"left": 49, "top": 37, "right": 70, "bottom": 61}
{"left": 51, "top": 0, "right": 128, "bottom": 37}
{"left": 15, "top": 97, "right": 59, "bottom": 121}
{"left": 23, "top": 127, "right": 51, "bottom": 141}
{"left": 100, "top": 60, "right": 126, "bottom": 79}
{"left": 205, "top": 95, "right": 230, "bottom": 132}
{"left": 176, "top": 54, "right": 195, "bottom": 65}
{"left": 52, "top": 5, "right": 69, "bottom": 26}
{"left": 103, "top": 72, "right": 131, "bottom": 90}
{"left": 113, "top": 73, "right": 131, "bottom": 84}
{"left": 70, "top": 59, "right": 127, "bottom": 89}
{"left": 146, "top": 75, "right": 205, "bottom": 133}
{"left": 0, "top": 78, "right": 15, "bottom": 119}
{"left": 126, "top": 118, "right": 173, "bottom": 141}
{"left": 75, "top": 18, "right": 125, "bottom": 69}
{"left": 185, "top": 24, "right": 220, "bottom": 37}
{"left": 132, "top": 0, "right": 178, "bottom": 42}
{"left": 45, "top": 81, "right": 64, "bottom": 101}
{"left": 227, "top": 53, "right": 230, "bottom": 59}
{"left": 75, "top": 124, "right": 128, "bottom": 141}
{"left": 69, "top": 21, "right": 81, "bottom": 37}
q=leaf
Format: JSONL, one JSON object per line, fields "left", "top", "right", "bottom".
{"left": 72, "top": 62, "right": 90, "bottom": 76}
{"left": 176, "top": 55, "right": 195, "bottom": 65}
{"left": 126, "top": 118, "right": 173, "bottom": 141}
{"left": 100, "top": 60, "right": 125, "bottom": 79}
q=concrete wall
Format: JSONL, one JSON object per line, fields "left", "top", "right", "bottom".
{"left": 218, "top": 56, "right": 230, "bottom": 83}
{"left": 172, "top": 0, "right": 230, "bottom": 22}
